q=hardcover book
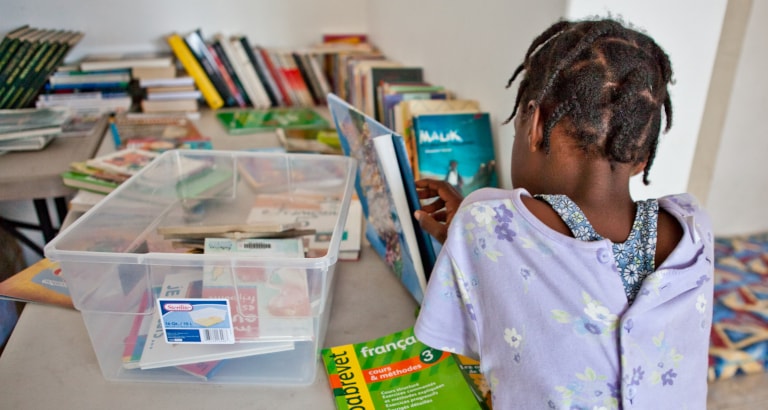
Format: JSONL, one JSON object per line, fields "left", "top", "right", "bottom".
{"left": 327, "top": 93, "right": 435, "bottom": 303}
{"left": 368, "top": 66, "right": 423, "bottom": 122}
{"left": 413, "top": 112, "right": 497, "bottom": 195}
{"left": 321, "top": 327, "right": 491, "bottom": 409}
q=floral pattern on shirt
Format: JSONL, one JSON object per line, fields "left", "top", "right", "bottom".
{"left": 535, "top": 195, "right": 659, "bottom": 304}
{"left": 552, "top": 291, "right": 619, "bottom": 337}
{"left": 552, "top": 367, "right": 620, "bottom": 410}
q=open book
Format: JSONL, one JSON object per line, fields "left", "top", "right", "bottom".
{"left": 327, "top": 93, "right": 436, "bottom": 304}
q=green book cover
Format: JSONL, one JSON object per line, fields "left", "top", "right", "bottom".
{"left": 216, "top": 107, "right": 330, "bottom": 134}
{"left": 321, "top": 327, "right": 491, "bottom": 409}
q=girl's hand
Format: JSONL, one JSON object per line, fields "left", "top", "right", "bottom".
{"left": 413, "top": 179, "right": 463, "bottom": 244}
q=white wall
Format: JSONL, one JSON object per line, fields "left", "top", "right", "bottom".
{"left": 706, "top": 0, "right": 768, "bottom": 236}
{"left": 367, "top": 0, "right": 566, "bottom": 190}
{"left": 1, "top": 0, "right": 368, "bottom": 60}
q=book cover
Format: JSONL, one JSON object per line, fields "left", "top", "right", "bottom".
{"left": 18, "top": 31, "right": 85, "bottom": 109}
{"left": 327, "top": 93, "right": 430, "bottom": 303}
{"left": 201, "top": 237, "right": 313, "bottom": 342}
{"left": 216, "top": 107, "right": 329, "bottom": 134}
{"left": 0, "top": 106, "right": 70, "bottom": 135}
{"left": 85, "top": 148, "right": 158, "bottom": 176}
{"left": 112, "top": 113, "right": 210, "bottom": 151}
{"left": 0, "top": 257, "right": 73, "bottom": 309}
{"left": 413, "top": 112, "right": 497, "bottom": 196}
{"left": 139, "top": 271, "right": 295, "bottom": 370}
{"left": 321, "top": 327, "right": 490, "bottom": 410}
{"left": 0, "top": 133, "right": 56, "bottom": 151}
{"left": 372, "top": 134, "right": 429, "bottom": 289}
{"left": 3, "top": 29, "right": 66, "bottom": 109}
{"left": 396, "top": 99, "right": 481, "bottom": 174}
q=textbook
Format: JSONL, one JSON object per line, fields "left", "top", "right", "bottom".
{"left": 321, "top": 327, "right": 491, "bottom": 410}
{"left": 328, "top": 93, "right": 435, "bottom": 304}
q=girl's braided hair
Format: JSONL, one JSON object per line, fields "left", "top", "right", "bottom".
{"left": 505, "top": 19, "right": 674, "bottom": 184}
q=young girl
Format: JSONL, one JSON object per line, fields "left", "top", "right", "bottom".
{"left": 413, "top": 18, "right": 714, "bottom": 409}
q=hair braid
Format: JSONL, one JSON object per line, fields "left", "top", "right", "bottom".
{"left": 505, "top": 18, "right": 675, "bottom": 185}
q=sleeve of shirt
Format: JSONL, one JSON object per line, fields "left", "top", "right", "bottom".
{"left": 414, "top": 241, "right": 481, "bottom": 360}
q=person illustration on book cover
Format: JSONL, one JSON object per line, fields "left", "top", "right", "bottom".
{"left": 444, "top": 159, "right": 463, "bottom": 192}
{"left": 412, "top": 18, "right": 714, "bottom": 409}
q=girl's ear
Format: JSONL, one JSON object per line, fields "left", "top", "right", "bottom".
{"left": 527, "top": 101, "right": 544, "bottom": 152}
{"left": 631, "top": 160, "right": 648, "bottom": 176}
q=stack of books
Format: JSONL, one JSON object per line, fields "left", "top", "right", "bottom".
{"left": 0, "top": 106, "right": 71, "bottom": 153}
{"left": 0, "top": 25, "right": 84, "bottom": 109}
{"left": 61, "top": 148, "right": 157, "bottom": 195}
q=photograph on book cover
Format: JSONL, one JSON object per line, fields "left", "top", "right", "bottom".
{"left": 327, "top": 93, "right": 435, "bottom": 304}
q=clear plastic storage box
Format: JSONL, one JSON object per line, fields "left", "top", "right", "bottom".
{"left": 45, "top": 150, "right": 357, "bottom": 384}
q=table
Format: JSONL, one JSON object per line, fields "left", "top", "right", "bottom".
{"left": 0, "top": 124, "right": 105, "bottom": 255}
{"left": 0, "top": 245, "right": 419, "bottom": 409}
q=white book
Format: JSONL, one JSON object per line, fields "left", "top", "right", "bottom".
{"left": 371, "top": 134, "right": 427, "bottom": 293}
{"left": 139, "top": 272, "right": 295, "bottom": 370}
{"left": 229, "top": 37, "right": 271, "bottom": 108}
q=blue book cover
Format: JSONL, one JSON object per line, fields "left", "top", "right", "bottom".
{"left": 413, "top": 112, "right": 497, "bottom": 196}
{"left": 328, "top": 93, "right": 433, "bottom": 304}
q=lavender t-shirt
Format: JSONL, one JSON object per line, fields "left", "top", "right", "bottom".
{"left": 415, "top": 188, "right": 714, "bottom": 409}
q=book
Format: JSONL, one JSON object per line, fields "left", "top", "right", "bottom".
{"left": 61, "top": 170, "right": 120, "bottom": 194}
{"left": 0, "top": 106, "right": 69, "bottom": 136}
{"left": 184, "top": 29, "right": 237, "bottom": 108}
{"left": 1, "top": 29, "right": 67, "bottom": 109}
{"left": 140, "top": 99, "right": 200, "bottom": 114}
{"left": 240, "top": 37, "right": 280, "bottom": 107}
{"left": 227, "top": 36, "right": 272, "bottom": 108}
{"left": 208, "top": 42, "right": 247, "bottom": 107}
{"left": 79, "top": 51, "right": 173, "bottom": 71}
{"left": 321, "top": 327, "right": 490, "bottom": 409}
{"left": 0, "top": 132, "right": 56, "bottom": 151}
{"left": 0, "top": 257, "right": 73, "bottom": 309}
{"left": 111, "top": 113, "right": 210, "bottom": 151}
{"left": 277, "top": 127, "right": 343, "bottom": 155}
{"left": 17, "top": 31, "right": 84, "bottom": 109}
{"left": 396, "top": 98, "right": 481, "bottom": 172}
{"left": 413, "top": 112, "right": 497, "bottom": 195}
{"left": 85, "top": 148, "right": 159, "bottom": 176}
{"left": 68, "top": 189, "right": 105, "bottom": 212}
{"left": 131, "top": 65, "right": 177, "bottom": 80}
{"left": 216, "top": 107, "right": 329, "bottom": 134}
{"left": 201, "top": 238, "right": 313, "bottom": 342}
{"left": 327, "top": 93, "right": 433, "bottom": 303}
{"left": 138, "top": 271, "right": 295, "bottom": 370}
{"left": 373, "top": 134, "right": 436, "bottom": 279}
{"left": 167, "top": 33, "right": 224, "bottom": 110}
{"left": 369, "top": 66, "right": 424, "bottom": 122}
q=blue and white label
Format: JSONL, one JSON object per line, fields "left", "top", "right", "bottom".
{"left": 157, "top": 298, "right": 235, "bottom": 344}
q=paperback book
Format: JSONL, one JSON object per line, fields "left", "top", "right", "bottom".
{"left": 413, "top": 112, "right": 497, "bottom": 195}
{"left": 201, "top": 237, "right": 313, "bottom": 342}
{"left": 327, "top": 93, "right": 435, "bottom": 304}
{"left": 216, "top": 107, "right": 330, "bottom": 134}
{"left": 0, "top": 257, "right": 73, "bottom": 309}
{"left": 138, "top": 271, "right": 295, "bottom": 370}
{"left": 321, "top": 327, "right": 491, "bottom": 409}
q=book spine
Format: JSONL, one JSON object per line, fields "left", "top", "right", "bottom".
{"left": 19, "top": 31, "right": 83, "bottom": 108}
{"left": 0, "top": 26, "right": 31, "bottom": 74}
{"left": 259, "top": 48, "right": 292, "bottom": 106}
{"left": 292, "top": 52, "right": 322, "bottom": 105}
{"left": 0, "top": 30, "right": 47, "bottom": 108}
{"left": 229, "top": 38, "right": 270, "bottom": 108}
{"left": 183, "top": 30, "right": 237, "bottom": 107}
{"left": 4, "top": 30, "right": 60, "bottom": 108}
{"left": 239, "top": 38, "right": 278, "bottom": 107}
{"left": 211, "top": 40, "right": 250, "bottom": 106}
{"left": 251, "top": 45, "right": 284, "bottom": 107}
{"left": 307, "top": 53, "right": 332, "bottom": 103}
{"left": 207, "top": 43, "right": 246, "bottom": 107}
{"left": 166, "top": 33, "right": 224, "bottom": 110}
{"left": 214, "top": 33, "right": 260, "bottom": 109}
